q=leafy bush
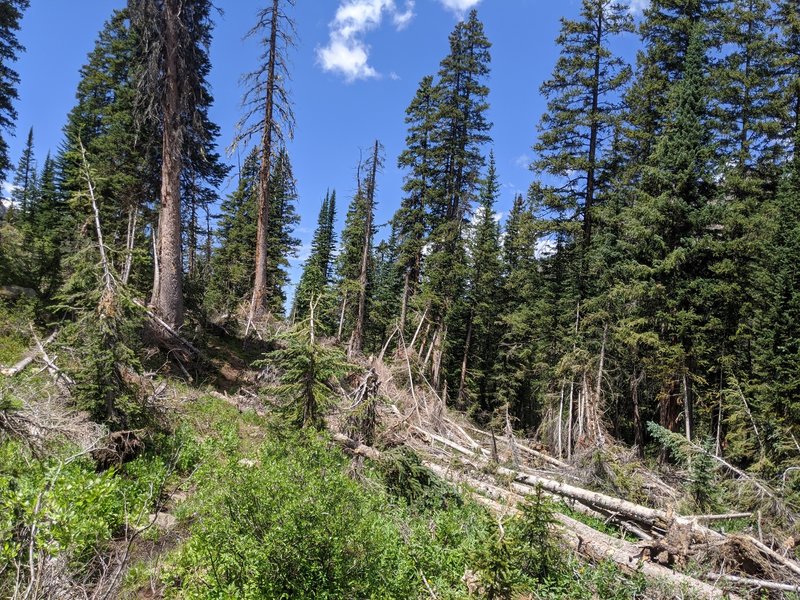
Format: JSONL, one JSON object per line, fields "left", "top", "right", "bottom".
{"left": 163, "top": 432, "right": 418, "bottom": 599}
{"left": 0, "top": 439, "right": 169, "bottom": 595}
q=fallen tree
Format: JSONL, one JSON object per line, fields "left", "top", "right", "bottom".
{"left": 332, "top": 432, "right": 736, "bottom": 598}
{"left": 1, "top": 330, "right": 58, "bottom": 377}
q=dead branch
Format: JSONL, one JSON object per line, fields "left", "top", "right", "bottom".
{"left": 30, "top": 326, "right": 74, "bottom": 389}
{"left": 706, "top": 572, "right": 800, "bottom": 593}
{"left": 1, "top": 331, "right": 58, "bottom": 377}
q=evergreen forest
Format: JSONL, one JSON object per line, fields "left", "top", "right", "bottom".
{"left": 3, "top": 0, "right": 800, "bottom": 597}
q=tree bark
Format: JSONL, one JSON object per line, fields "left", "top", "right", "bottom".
{"left": 250, "top": 0, "right": 280, "bottom": 320}
{"left": 153, "top": 0, "right": 184, "bottom": 329}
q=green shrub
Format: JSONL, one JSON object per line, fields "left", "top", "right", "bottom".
{"left": 0, "top": 439, "right": 172, "bottom": 595}
{"left": 163, "top": 432, "right": 418, "bottom": 599}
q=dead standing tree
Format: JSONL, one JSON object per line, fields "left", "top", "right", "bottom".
{"left": 232, "top": 0, "right": 296, "bottom": 327}
{"left": 349, "top": 140, "right": 383, "bottom": 357}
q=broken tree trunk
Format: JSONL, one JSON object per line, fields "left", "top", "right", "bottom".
{"left": 706, "top": 573, "right": 800, "bottom": 594}
{"left": 423, "top": 461, "right": 733, "bottom": 598}
{"left": 415, "top": 427, "right": 716, "bottom": 534}
{"left": 1, "top": 331, "right": 58, "bottom": 377}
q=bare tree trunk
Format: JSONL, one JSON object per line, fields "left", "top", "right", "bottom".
{"left": 204, "top": 204, "right": 212, "bottom": 280}
{"left": 586, "top": 324, "right": 607, "bottom": 444}
{"left": 409, "top": 308, "right": 428, "bottom": 354}
{"left": 715, "top": 394, "right": 723, "bottom": 456}
{"left": 431, "top": 322, "right": 446, "bottom": 392}
{"left": 187, "top": 176, "right": 197, "bottom": 278}
{"left": 153, "top": 0, "right": 184, "bottom": 329}
{"left": 249, "top": 0, "right": 280, "bottom": 321}
{"left": 631, "top": 368, "right": 645, "bottom": 458}
{"left": 122, "top": 205, "right": 138, "bottom": 285}
{"left": 350, "top": 140, "right": 380, "bottom": 356}
{"left": 683, "top": 372, "right": 692, "bottom": 442}
{"left": 399, "top": 270, "right": 411, "bottom": 335}
{"left": 78, "top": 138, "right": 113, "bottom": 292}
{"left": 567, "top": 380, "right": 574, "bottom": 460}
{"left": 557, "top": 384, "right": 564, "bottom": 459}
{"left": 457, "top": 312, "right": 473, "bottom": 404}
{"left": 337, "top": 293, "right": 348, "bottom": 341}
{"left": 151, "top": 224, "right": 160, "bottom": 304}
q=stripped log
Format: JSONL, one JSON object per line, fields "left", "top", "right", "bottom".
{"left": 691, "top": 513, "right": 752, "bottom": 522}
{"left": 415, "top": 426, "right": 681, "bottom": 531}
{"left": 461, "top": 421, "right": 571, "bottom": 470}
{"left": 331, "top": 433, "right": 381, "bottom": 460}
{"left": 424, "top": 460, "right": 734, "bottom": 599}
{"left": 706, "top": 573, "right": 800, "bottom": 593}
{"left": 1, "top": 330, "right": 58, "bottom": 377}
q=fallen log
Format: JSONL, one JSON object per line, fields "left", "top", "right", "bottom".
{"left": 558, "top": 512, "right": 734, "bottom": 599}
{"left": 461, "top": 421, "right": 571, "bottom": 470}
{"left": 1, "top": 330, "right": 58, "bottom": 377}
{"left": 424, "top": 460, "right": 733, "bottom": 598}
{"left": 691, "top": 513, "right": 752, "bottom": 522}
{"left": 744, "top": 534, "right": 800, "bottom": 579}
{"left": 31, "top": 328, "right": 73, "bottom": 388}
{"left": 416, "top": 426, "right": 800, "bottom": 586}
{"left": 706, "top": 572, "right": 800, "bottom": 593}
{"left": 132, "top": 299, "right": 203, "bottom": 358}
{"left": 331, "top": 432, "right": 381, "bottom": 461}
{"left": 415, "top": 426, "right": 678, "bottom": 531}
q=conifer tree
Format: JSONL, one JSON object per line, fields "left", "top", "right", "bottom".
{"left": 336, "top": 144, "right": 382, "bottom": 354}
{"left": 493, "top": 194, "right": 550, "bottom": 429}
{"left": 423, "top": 9, "right": 492, "bottom": 393}
{"left": 367, "top": 233, "right": 402, "bottom": 351}
{"left": 207, "top": 147, "right": 297, "bottom": 318}
{"left": 350, "top": 140, "right": 382, "bottom": 356}
{"left": 0, "top": 0, "right": 28, "bottom": 179}
{"left": 30, "top": 154, "right": 68, "bottom": 297}
{"left": 60, "top": 8, "right": 160, "bottom": 295}
{"left": 748, "top": 134, "right": 800, "bottom": 465}
{"left": 294, "top": 190, "right": 337, "bottom": 322}
{"left": 131, "top": 0, "right": 217, "bottom": 328}
{"left": 395, "top": 75, "right": 439, "bottom": 333}
{"left": 263, "top": 149, "right": 300, "bottom": 316}
{"left": 207, "top": 148, "right": 259, "bottom": 314}
{"left": 617, "top": 25, "right": 716, "bottom": 440}
{"left": 458, "top": 153, "right": 503, "bottom": 410}
{"left": 776, "top": 0, "right": 800, "bottom": 158}
{"left": 182, "top": 100, "right": 230, "bottom": 296}
{"left": 622, "top": 0, "right": 724, "bottom": 167}
{"left": 716, "top": 0, "right": 781, "bottom": 170}
{"left": 10, "top": 127, "right": 35, "bottom": 221}
{"left": 533, "top": 0, "right": 633, "bottom": 253}
{"left": 234, "top": 0, "right": 296, "bottom": 321}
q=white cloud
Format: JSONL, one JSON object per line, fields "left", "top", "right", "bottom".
{"left": 2, "top": 181, "right": 17, "bottom": 196}
{"left": 515, "top": 153, "right": 531, "bottom": 170}
{"left": 535, "top": 238, "right": 557, "bottom": 259}
{"left": 627, "top": 0, "right": 650, "bottom": 14}
{"left": 318, "top": 0, "right": 416, "bottom": 82}
{"left": 392, "top": 2, "right": 415, "bottom": 28}
{"left": 438, "top": 0, "right": 482, "bottom": 18}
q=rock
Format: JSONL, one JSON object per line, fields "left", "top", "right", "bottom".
{"left": 238, "top": 458, "right": 257, "bottom": 468}
{"left": 0, "top": 285, "right": 36, "bottom": 301}
{"left": 149, "top": 511, "right": 178, "bottom": 532}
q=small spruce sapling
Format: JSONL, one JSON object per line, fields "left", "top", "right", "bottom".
{"left": 264, "top": 299, "right": 353, "bottom": 429}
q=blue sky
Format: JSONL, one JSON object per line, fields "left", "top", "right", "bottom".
{"left": 5, "top": 0, "right": 647, "bottom": 293}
